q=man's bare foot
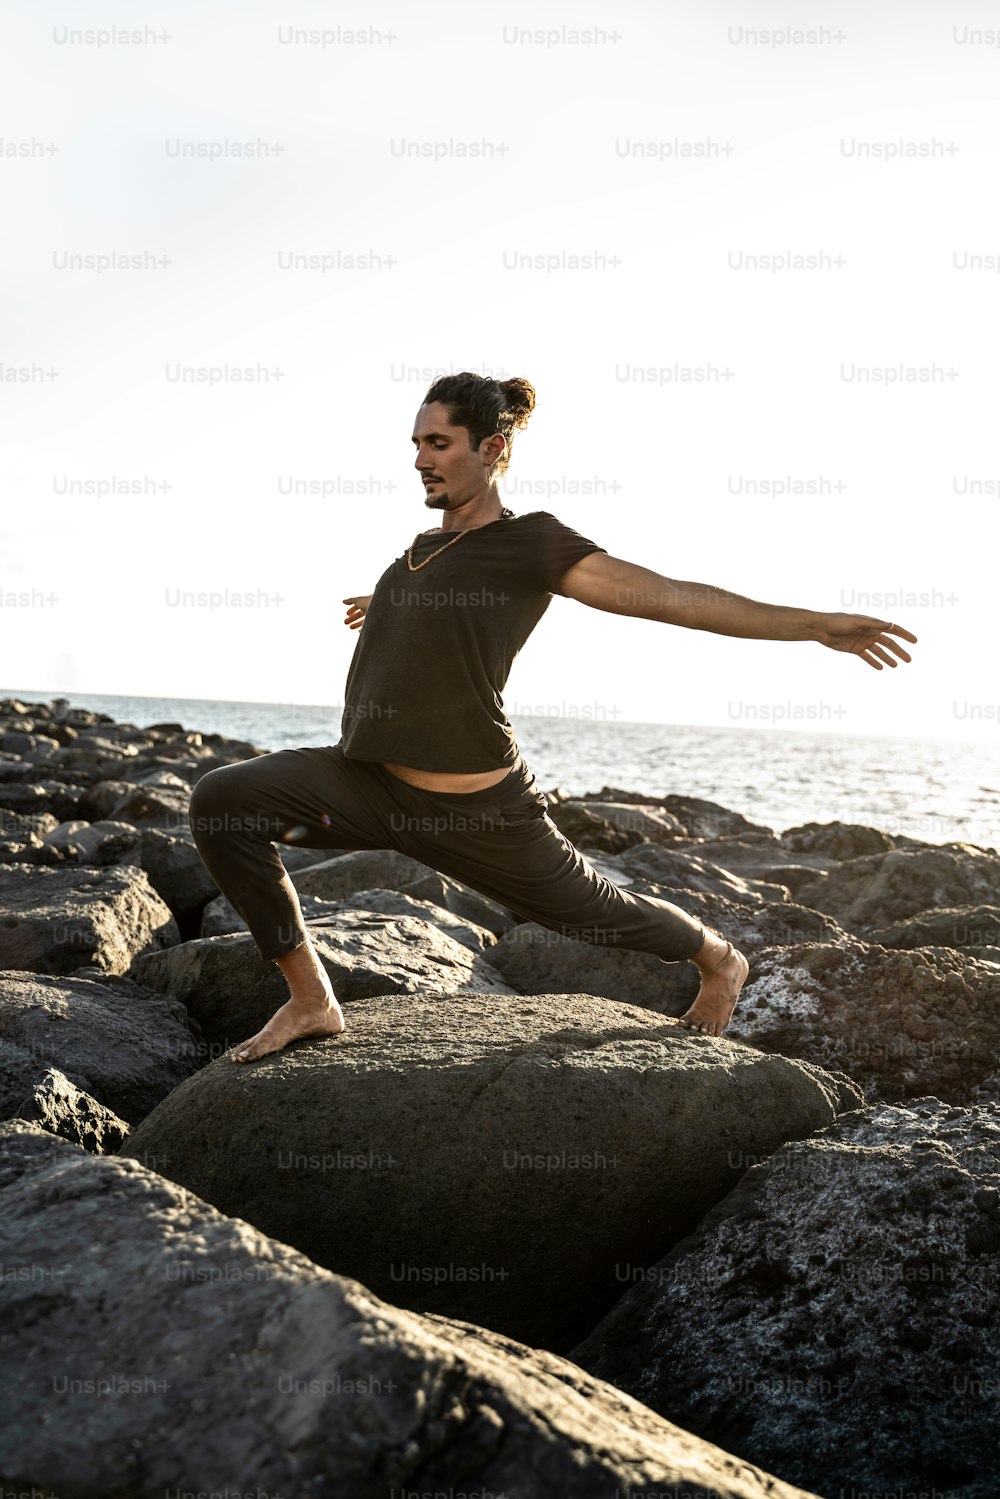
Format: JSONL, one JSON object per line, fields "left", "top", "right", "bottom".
{"left": 678, "top": 936, "right": 749, "bottom": 1037}
{"left": 228, "top": 990, "right": 345, "bottom": 1063}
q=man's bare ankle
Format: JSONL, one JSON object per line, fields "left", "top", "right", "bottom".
{"left": 286, "top": 983, "right": 338, "bottom": 1010}
{"left": 689, "top": 929, "right": 729, "bottom": 971}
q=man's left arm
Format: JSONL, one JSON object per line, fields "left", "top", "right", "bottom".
{"left": 557, "top": 553, "right": 918, "bottom": 671}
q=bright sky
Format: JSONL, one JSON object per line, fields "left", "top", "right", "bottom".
{"left": 1, "top": 2, "right": 996, "bottom": 743}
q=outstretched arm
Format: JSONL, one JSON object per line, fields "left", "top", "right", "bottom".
{"left": 557, "top": 553, "right": 918, "bottom": 671}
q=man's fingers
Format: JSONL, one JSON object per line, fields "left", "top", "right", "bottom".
{"left": 869, "top": 642, "right": 897, "bottom": 667}
{"left": 883, "top": 621, "right": 918, "bottom": 644}
{"left": 879, "top": 635, "right": 912, "bottom": 663}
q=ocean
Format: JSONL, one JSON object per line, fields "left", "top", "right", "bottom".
{"left": 2, "top": 687, "right": 997, "bottom": 853}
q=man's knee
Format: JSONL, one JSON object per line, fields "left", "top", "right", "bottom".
{"left": 188, "top": 767, "right": 238, "bottom": 840}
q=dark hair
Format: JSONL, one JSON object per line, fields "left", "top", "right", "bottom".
{"left": 422, "top": 371, "right": 535, "bottom": 480}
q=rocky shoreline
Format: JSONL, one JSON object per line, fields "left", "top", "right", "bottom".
{"left": 1, "top": 694, "right": 998, "bottom": 1498}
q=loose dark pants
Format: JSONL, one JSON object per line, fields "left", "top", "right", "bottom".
{"left": 187, "top": 743, "right": 708, "bottom": 965}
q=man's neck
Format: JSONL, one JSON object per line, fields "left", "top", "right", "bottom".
{"left": 424, "top": 505, "right": 512, "bottom": 534}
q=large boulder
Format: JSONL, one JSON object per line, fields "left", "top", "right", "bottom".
{"left": 131, "top": 916, "right": 519, "bottom": 1057}
{"left": 121, "top": 991, "right": 861, "bottom": 1352}
{"left": 723, "top": 938, "right": 1000, "bottom": 1105}
{"left": 571, "top": 1097, "right": 1000, "bottom": 1499}
{"left": 0, "top": 971, "right": 200, "bottom": 1124}
{"left": 0, "top": 861, "right": 180, "bottom": 975}
{"left": 795, "top": 846, "right": 1000, "bottom": 939}
{"left": 0, "top": 1122, "right": 821, "bottom": 1499}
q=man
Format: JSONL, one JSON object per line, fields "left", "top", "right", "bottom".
{"left": 187, "top": 372, "right": 917, "bottom": 1064}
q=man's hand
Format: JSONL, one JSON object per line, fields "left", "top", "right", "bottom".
{"left": 342, "top": 595, "right": 372, "bottom": 632}
{"left": 813, "top": 613, "right": 917, "bottom": 670}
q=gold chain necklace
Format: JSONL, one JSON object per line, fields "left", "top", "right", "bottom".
{"left": 406, "top": 508, "right": 513, "bottom": 573}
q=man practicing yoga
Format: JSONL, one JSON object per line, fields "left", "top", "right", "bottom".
{"left": 187, "top": 371, "right": 917, "bottom": 1064}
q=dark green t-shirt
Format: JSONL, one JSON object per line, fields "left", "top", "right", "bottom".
{"left": 338, "top": 509, "right": 608, "bottom": 771}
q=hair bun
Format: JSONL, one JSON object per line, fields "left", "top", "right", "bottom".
{"left": 500, "top": 376, "right": 535, "bottom": 431}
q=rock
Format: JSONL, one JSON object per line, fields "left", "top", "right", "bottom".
{"left": 0, "top": 1043, "right": 129, "bottom": 1152}
{"left": 137, "top": 826, "right": 221, "bottom": 918}
{"left": 571, "top": 1097, "right": 1000, "bottom": 1499}
{"left": 75, "top": 777, "right": 141, "bottom": 820}
{"left": 795, "top": 846, "right": 1000, "bottom": 939}
{"left": 294, "top": 849, "right": 520, "bottom": 935}
{"left": 752, "top": 863, "right": 831, "bottom": 900}
{"left": 779, "top": 820, "right": 896, "bottom": 860}
{"left": 41, "top": 817, "right": 141, "bottom": 863}
{"left": 0, "top": 1122, "right": 821, "bottom": 1499}
{"left": 616, "top": 843, "right": 791, "bottom": 905}
{"left": 722, "top": 938, "right": 1000, "bottom": 1105}
{"left": 662, "top": 836, "right": 833, "bottom": 904}
{"left": 130, "top": 915, "right": 518, "bottom": 1057}
{"left": 0, "top": 808, "right": 59, "bottom": 841}
{"left": 201, "top": 886, "right": 498, "bottom": 954}
{"left": 583, "top": 789, "right": 774, "bottom": 840}
{"left": 580, "top": 801, "right": 687, "bottom": 839}
{"left": 480, "top": 919, "right": 700, "bottom": 1012}
{"left": 544, "top": 802, "right": 645, "bottom": 853}
{"left": 546, "top": 801, "right": 686, "bottom": 854}
{"left": 484, "top": 896, "right": 849, "bottom": 1015}
{"left": 0, "top": 861, "right": 180, "bottom": 975}
{"left": 0, "top": 778, "right": 88, "bottom": 819}
{"left": 121, "top": 991, "right": 861, "bottom": 1352}
{"left": 867, "top": 903, "right": 1000, "bottom": 964}
{"left": 0, "top": 971, "right": 199, "bottom": 1123}
{"left": 103, "top": 768, "right": 192, "bottom": 829}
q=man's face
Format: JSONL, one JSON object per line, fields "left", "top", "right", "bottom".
{"left": 411, "top": 401, "right": 504, "bottom": 513}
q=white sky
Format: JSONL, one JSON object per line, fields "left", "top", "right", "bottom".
{"left": 1, "top": 1, "right": 997, "bottom": 743}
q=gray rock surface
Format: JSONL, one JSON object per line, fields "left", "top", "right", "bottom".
{"left": 0, "top": 1120, "right": 821, "bottom": 1499}
{"left": 0, "top": 1044, "right": 130, "bottom": 1152}
{"left": 201, "top": 884, "right": 498, "bottom": 953}
{"left": 0, "top": 971, "right": 200, "bottom": 1124}
{"left": 574, "top": 788, "right": 773, "bottom": 840}
{"left": 867, "top": 902, "right": 1000, "bottom": 964}
{"left": 778, "top": 819, "right": 896, "bottom": 860}
{"left": 40, "top": 817, "right": 142, "bottom": 863}
{"left": 121, "top": 990, "right": 861, "bottom": 1352}
{"left": 571, "top": 1097, "right": 1000, "bottom": 1499}
{"left": 484, "top": 891, "right": 848, "bottom": 1014}
{"left": 131, "top": 915, "right": 518, "bottom": 1057}
{"left": 294, "top": 848, "right": 519, "bottom": 934}
{"left": 136, "top": 825, "right": 222, "bottom": 917}
{"left": 721, "top": 938, "right": 1000, "bottom": 1105}
{"left": 0, "top": 860, "right": 180, "bottom": 975}
{"left": 795, "top": 846, "right": 1000, "bottom": 939}
{"left": 616, "top": 842, "right": 792, "bottom": 905}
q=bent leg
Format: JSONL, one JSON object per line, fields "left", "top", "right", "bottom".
{"left": 187, "top": 744, "right": 389, "bottom": 962}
